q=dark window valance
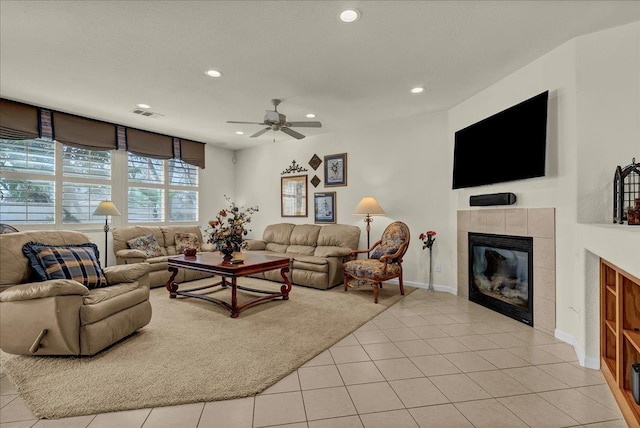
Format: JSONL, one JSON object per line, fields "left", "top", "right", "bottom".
{"left": 0, "top": 98, "right": 40, "bottom": 140}
{"left": 180, "top": 139, "right": 206, "bottom": 169}
{"left": 126, "top": 128, "right": 174, "bottom": 159}
{"left": 1, "top": 98, "right": 207, "bottom": 168}
{"left": 52, "top": 112, "right": 117, "bottom": 151}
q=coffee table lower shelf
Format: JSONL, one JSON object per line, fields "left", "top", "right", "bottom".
{"left": 169, "top": 276, "right": 290, "bottom": 318}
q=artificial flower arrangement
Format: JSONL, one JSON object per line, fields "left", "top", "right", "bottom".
{"left": 418, "top": 230, "right": 437, "bottom": 291}
{"left": 419, "top": 230, "right": 437, "bottom": 249}
{"left": 205, "top": 196, "right": 259, "bottom": 258}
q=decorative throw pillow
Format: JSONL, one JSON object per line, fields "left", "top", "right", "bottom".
{"left": 174, "top": 232, "right": 201, "bottom": 253}
{"left": 370, "top": 243, "right": 399, "bottom": 260}
{"left": 22, "top": 242, "right": 108, "bottom": 289}
{"left": 127, "top": 234, "right": 163, "bottom": 257}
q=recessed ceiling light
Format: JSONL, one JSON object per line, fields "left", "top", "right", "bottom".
{"left": 235, "top": 131, "right": 244, "bottom": 135}
{"left": 306, "top": 113, "right": 316, "bottom": 118}
{"left": 339, "top": 9, "right": 360, "bottom": 23}
{"left": 205, "top": 69, "right": 222, "bottom": 78}
{"left": 411, "top": 87, "right": 425, "bottom": 94}
{"left": 137, "top": 103, "right": 150, "bottom": 109}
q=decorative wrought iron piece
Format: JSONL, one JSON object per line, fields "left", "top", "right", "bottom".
{"left": 281, "top": 160, "right": 308, "bottom": 175}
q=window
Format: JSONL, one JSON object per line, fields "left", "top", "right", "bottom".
{"left": 1, "top": 138, "right": 200, "bottom": 226}
{"left": 0, "top": 139, "right": 56, "bottom": 223}
{"left": 127, "top": 155, "right": 198, "bottom": 223}
{"left": 62, "top": 146, "right": 112, "bottom": 223}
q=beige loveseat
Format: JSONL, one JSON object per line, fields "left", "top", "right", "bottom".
{"left": 0, "top": 230, "right": 151, "bottom": 356}
{"left": 244, "top": 223, "right": 361, "bottom": 289}
{"left": 112, "top": 225, "right": 214, "bottom": 288}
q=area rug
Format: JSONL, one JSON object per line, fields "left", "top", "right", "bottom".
{"left": 1, "top": 278, "right": 412, "bottom": 419}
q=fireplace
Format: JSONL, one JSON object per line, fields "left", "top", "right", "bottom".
{"left": 468, "top": 232, "right": 533, "bottom": 326}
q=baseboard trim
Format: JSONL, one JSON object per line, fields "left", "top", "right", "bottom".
{"left": 554, "top": 328, "right": 599, "bottom": 369}
{"left": 386, "top": 279, "right": 458, "bottom": 296}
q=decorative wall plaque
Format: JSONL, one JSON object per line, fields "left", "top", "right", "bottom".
{"left": 308, "top": 154, "right": 322, "bottom": 170}
{"left": 281, "top": 160, "right": 308, "bottom": 175}
{"left": 311, "top": 175, "right": 321, "bottom": 188}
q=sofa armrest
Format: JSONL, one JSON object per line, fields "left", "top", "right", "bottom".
{"left": 103, "top": 262, "right": 150, "bottom": 285}
{"left": 0, "top": 280, "right": 89, "bottom": 302}
{"left": 314, "top": 246, "right": 353, "bottom": 258}
{"left": 244, "top": 239, "right": 266, "bottom": 251}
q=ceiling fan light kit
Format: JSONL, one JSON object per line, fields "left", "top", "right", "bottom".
{"left": 227, "top": 99, "right": 322, "bottom": 140}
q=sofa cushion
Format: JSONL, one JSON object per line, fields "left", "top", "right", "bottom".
{"left": 22, "top": 242, "right": 107, "bottom": 289}
{"left": 263, "top": 223, "right": 295, "bottom": 245}
{"left": 286, "top": 245, "right": 316, "bottom": 256}
{"left": 127, "top": 234, "right": 163, "bottom": 257}
{"left": 316, "top": 224, "right": 361, "bottom": 249}
{"left": 0, "top": 230, "right": 96, "bottom": 286}
{"left": 265, "top": 243, "right": 288, "bottom": 253}
{"left": 81, "top": 283, "right": 149, "bottom": 325}
{"left": 174, "top": 232, "right": 201, "bottom": 253}
{"left": 314, "top": 246, "right": 353, "bottom": 258}
{"left": 290, "top": 224, "right": 321, "bottom": 246}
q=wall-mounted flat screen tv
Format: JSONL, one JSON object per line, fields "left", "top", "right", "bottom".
{"left": 452, "top": 90, "right": 548, "bottom": 189}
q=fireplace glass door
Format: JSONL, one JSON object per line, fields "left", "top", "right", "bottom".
{"left": 468, "top": 232, "right": 533, "bottom": 326}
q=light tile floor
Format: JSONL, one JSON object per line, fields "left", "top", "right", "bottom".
{"left": 0, "top": 289, "right": 628, "bottom": 428}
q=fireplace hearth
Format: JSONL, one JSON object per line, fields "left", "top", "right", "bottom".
{"left": 468, "top": 232, "right": 533, "bottom": 326}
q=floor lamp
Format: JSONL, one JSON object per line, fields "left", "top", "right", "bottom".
{"left": 353, "top": 196, "right": 386, "bottom": 258}
{"left": 93, "top": 201, "right": 121, "bottom": 267}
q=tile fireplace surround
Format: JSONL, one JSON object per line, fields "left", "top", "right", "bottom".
{"left": 457, "top": 208, "right": 556, "bottom": 335}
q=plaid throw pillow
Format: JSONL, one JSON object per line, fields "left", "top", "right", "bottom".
{"left": 127, "top": 234, "right": 163, "bottom": 257}
{"left": 22, "top": 242, "right": 107, "bottom": 289}
{"left": 174, "top": 232, "right": 201, "bottom": 253}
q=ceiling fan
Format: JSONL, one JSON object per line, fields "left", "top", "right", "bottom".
{"left": 227, "top": 99, "right": 322, "bottom": 140}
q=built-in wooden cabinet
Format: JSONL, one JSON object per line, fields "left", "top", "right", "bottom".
{"left": 600, "top": 258, "right": 640, "bottom": 426}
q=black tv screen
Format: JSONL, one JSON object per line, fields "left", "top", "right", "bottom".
{"left": 452, "top": 91, "right": 548, "bottom": 189}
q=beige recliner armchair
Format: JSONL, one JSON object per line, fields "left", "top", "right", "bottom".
{"left": 0, "top": 230, "right": 152, "bottom": 356}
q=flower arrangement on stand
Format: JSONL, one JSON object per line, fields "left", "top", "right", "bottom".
{"left": 205, "top": 196, "right": 259, "bottom": 261}
{"left": 419, "top": 230, "right": 437, "bottom": 292}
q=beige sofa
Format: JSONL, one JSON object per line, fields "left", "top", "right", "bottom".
{"left": 0, "top": 230, "right": 151, "bottom": 356}
{"left": 244, "top": 223, "right": 361, "bottom": 289}
{"left": 112, "top": 225, "right": 214, "bottom": 288}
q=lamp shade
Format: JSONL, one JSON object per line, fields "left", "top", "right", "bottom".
{"left": 93, "top": 201, "right": 121, "bottom": 217}
{"left": 353, "top": 197, "right": 386, "bottom": 216}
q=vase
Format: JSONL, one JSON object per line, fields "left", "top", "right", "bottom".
{"left": 427, "top": 247, "right": 434, "bottom": 292}
{"left": 220, "top": 247, "right": 234, "bottom": 261}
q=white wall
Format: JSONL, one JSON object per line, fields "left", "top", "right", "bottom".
{"left": 235, "top": 110, "right": 454, "bottom": 290}
{"left": 449, "top": 21, "right": 640, "bottom": 366}
{"left": 234, "top": 21, "right": 640, "bottom": 366}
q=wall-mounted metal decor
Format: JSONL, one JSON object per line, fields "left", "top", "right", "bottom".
{"left": 281, "top": 160, "right": 308, "bottom": 175}
{"left": 309, "top": 154, "right": 322, "bottom": 170}
{"left": 613, "top": 157, "right": 640, "bottom": 224}
{"left": 311, "top": 175, "right": 321, "bottom": 188}
{"left": 324, "top": 153, "right": 347, "bottom": 187}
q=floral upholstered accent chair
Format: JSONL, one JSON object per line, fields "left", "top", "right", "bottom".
{"left": 343, "top": 221, "right": 410, "bottom": 303}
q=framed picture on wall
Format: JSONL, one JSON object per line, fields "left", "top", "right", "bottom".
{"left": 314, "top": 192, "right": 336, "bottom": 224}
{"left": 281, "top": 175, "right": 308, "bottom": 217}
{"left": 324, "top": 153, "right": 347, "bottom": 187}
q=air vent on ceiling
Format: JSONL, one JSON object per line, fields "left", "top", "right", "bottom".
{"left": 130, "top": 109, "right": 164, "bottom": 118}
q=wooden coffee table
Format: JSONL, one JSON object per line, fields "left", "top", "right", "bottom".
{"left": 166, "top": 252, "right": 292, "bottom": 318}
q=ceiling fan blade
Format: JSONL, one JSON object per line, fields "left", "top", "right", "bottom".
{"left": 227, "top": 121, "right": 265, "bottom": 125}
{"left": 250, "top": 127, "right": 271, "bottom": 138}
{"left": 285, "top": 121, "right": 322, "bottom": 128}
{"left": 281, "top": 127, "right": 305, "bottom": 140}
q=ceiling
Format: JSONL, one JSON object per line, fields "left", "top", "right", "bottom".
{"left": 1, "top": 1, "right": 638, "bottom": 150}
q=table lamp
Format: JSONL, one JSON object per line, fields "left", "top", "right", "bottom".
{"left": 353, "top": 196, "right": 386, "bottom": 257}
{"left": 93, "top": 200, "right": 121, "bottom": 266}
